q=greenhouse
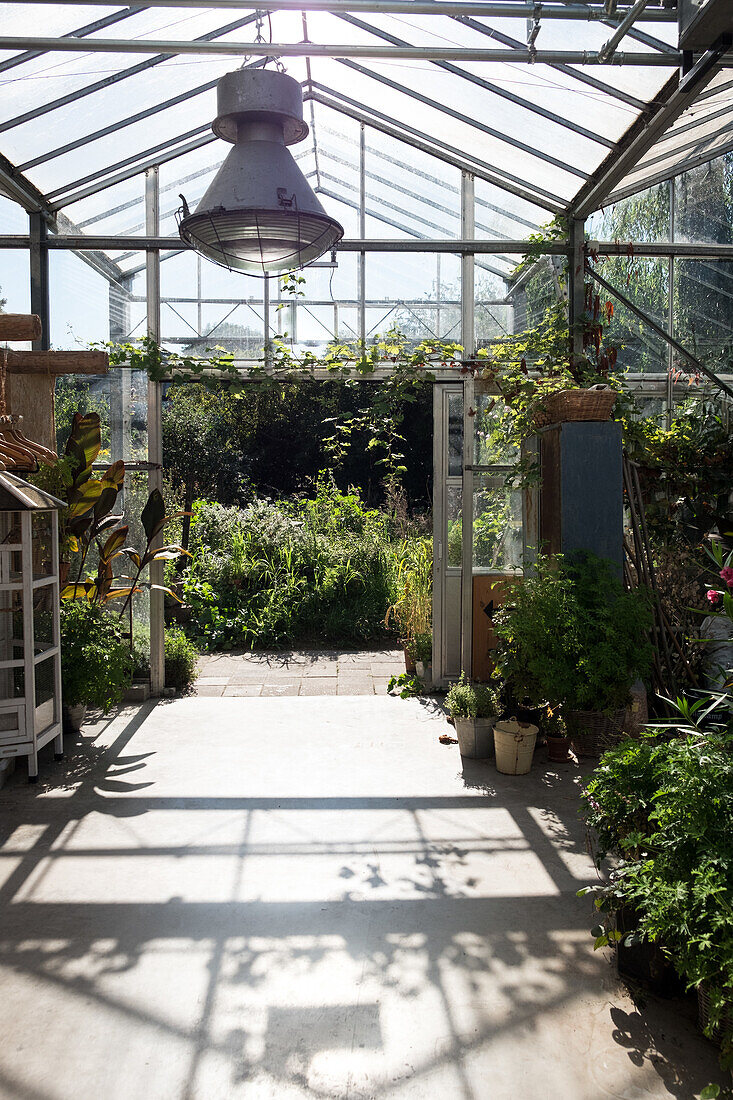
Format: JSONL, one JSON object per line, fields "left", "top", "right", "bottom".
{"left": 0, "top": 1, "right": 732, "bottom": 1096}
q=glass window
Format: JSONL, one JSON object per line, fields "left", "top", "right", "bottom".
{"left": 473, "top": 475, "right": 523, "bottom": 573}
{"left": 446, "top": 486, "right": 462, "bottom": 568}
{"left": 447, "top": 393, "right": 462, "bottom": 478}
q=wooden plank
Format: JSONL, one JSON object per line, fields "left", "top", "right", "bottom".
{"left": 6, "top": 375, "right": 56, "bottom": 452}
{"left": 472, "top": 574, "right": 517, "bottom": 683}
{"left": 0, "top": 314, "right": 42, "bottom": 341}
{"left": 5, "top": 350, "right": 109, "bottom": 375}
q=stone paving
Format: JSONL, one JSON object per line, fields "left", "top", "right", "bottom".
{"left": 195, "top": 647, "right": 405, "bottom": 697}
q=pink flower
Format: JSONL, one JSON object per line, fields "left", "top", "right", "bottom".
{"left": 707, "top": 589, "right": 724, "bottom": 607}
{"left": 720, "top": 567, "right": 733, "bottom": 588}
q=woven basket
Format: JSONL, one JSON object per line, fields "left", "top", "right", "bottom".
{"left": 697, "top": 983, "right": 733, "bottom": 1045}
{"left": 568, "top": 708, "right": 627, "bottom": 758}
{"left": 535, "top": 388, "right": 617, "bottom": 428}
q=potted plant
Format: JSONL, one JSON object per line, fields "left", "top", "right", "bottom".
{"left": 542, "top": 704, "right": 571, "bottom": 762}
{"left": 445, "top": 672, "right": 501, "bottom": 759}
{"left": 493, "top": 553, "right": 653, "bottom": 757}
{"left": 60, "top": 601, "right": 134, "bottom": 731}
{"left": 411, "top": 631, "right": 433, "bottom": 686}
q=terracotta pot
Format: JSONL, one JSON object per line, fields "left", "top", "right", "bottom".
{"left": 404, "top": 648, "right": 416, "bottom": 674}
{"left": 546, "top": 734, "right": 571, "bottom": 762}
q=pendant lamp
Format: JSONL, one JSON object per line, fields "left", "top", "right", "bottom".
{"left": 177, "top": 68, "right": 344, "bottom": 276}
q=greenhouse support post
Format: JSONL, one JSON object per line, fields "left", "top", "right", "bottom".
{"left": 29, "top": 213, "right": 49, "bottom": 351}
{"left": 460, "top": 170, "right": 474, "bottom": 678}
{"left": 146, "top": 166, "right": 165, "bottom": 696}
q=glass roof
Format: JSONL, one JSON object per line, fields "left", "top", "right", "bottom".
{"left": 0, "top": 1, "right": 728, "bottom": 271}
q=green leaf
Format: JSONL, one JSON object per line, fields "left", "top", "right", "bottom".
{"left": 65, "top": 412, "right": 101, "bottom": 481}
{"left": 100, "top": 526, "right": 129, "bottom": 562}
{"left": 700, "top": 1085, "right": 720, "bottom": 1099}
{"left": 141, "top": 488, "right": 167, "bottom": 543}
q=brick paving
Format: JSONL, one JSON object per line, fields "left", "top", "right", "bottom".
{"left": 195, "top": 648, "right": 405, "bottom": 697}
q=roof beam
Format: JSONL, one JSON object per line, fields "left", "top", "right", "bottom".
{"left": 0, "top": 6, "right": 145, "bottom": 74}
{"left": 6, "top": 234, "right": 733, "bottom": 260}
{"left": 0, "top": 1, "right": 679, "bottom": 18}
{"left": 0, "top": 152, "right": 128, "bottom": 283}
{"left": 0, "top": 150, "right": 53, "bottom": 219}
{"left": 0, "top": 234, "right": 570, "bottom": 253}
{"left": 309, "top": 85, "right": 566, "bottom": 212}
{"left": 569, "top": 44, "right": 730, "bottom": 217}
{"left": 0, "top": 13, "right": 258, "bottom": 135}
{"left": 0, "top": 36, "right": 684, "bottom": 63}
{"left": 336, "top": 13, "right": 616, "bottom": 149}
{"left": 315, "top": 121, "right": 541, "bottom": 230}
{"left": 335, "top": 57, "right": 589, "bottom": 179}
{"left": 453, "top": 14, "right": 650, "bottom": 109}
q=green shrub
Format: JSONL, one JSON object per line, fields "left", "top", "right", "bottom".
{"left": 131, "top": 621, "right": 150, "bottom": 678}
{"left": 165, "top": 627, "right": 199, "bottom": 693}
{"left": 493, "top": 553, "right": 653, "bottom": 712}
{"left": 182, "top": 478, "right": 404, "bottom": 651}
{"left": 60, "top": 602, "right": 133, "bottom": 712}
{"left": 581, "top": 725, "right": 733, "bottom": 1064}
{"left": 445, "top": 672, "right": 500, "bottom": 719}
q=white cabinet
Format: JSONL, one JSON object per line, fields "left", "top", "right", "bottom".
{"left": 0, "top": 476, "right": 63, "bottom": 781}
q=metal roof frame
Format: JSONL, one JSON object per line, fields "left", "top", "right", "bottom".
{"left": 0, "top": 0, "right": 730, "bottom": 284}
{"left": 0, "top": 36, "right": 687, "bottom": 63}
{"left": 334, "top": 13, "right": 617, "bottom": 150}
{"left": 0, "top": 1, "right": 680, "bottom": 18}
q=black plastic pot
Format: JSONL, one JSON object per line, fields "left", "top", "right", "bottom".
{"left": 615, "top": 907, "right": 683, "bottom": 997}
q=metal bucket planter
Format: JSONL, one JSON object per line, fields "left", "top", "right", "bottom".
{"left": 568, "top": 708, "right": 627, "bottom": 758}
{"left": 494, "top": 718, "right": 538, "bottom": 775}
{"left": 453, "top": 717, "right": 494, "bottom": 759}
{"left": 615, "top": 907, "right": 682, "bottom": 997}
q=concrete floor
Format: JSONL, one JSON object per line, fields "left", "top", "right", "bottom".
{"left": 0, "top": 696, "right": 724, "bottom": 1100}
{"left": 195, "top": 648, "right": 405, "bottom": 697}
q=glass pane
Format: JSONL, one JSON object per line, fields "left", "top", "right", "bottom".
{"left": 448, "top": 393, "right": 463, "bottom": 478}
{"left": 0, "top": 589, "right": 24, "bottom": 664}
{"left": 673, "top": 260, "right": 733, "bottom": 375}
{"left": 674, "top": 151, "right": 733, "bottom": 246}
{"left": 473, "top": 475, "right": 523, "bottom": 573}
{"left": 596, "top": 257, "right": 669, "bottom": 374}
{"left": 35, "top": 656, "right": 55, "bottom": 710}
{"left": 587, "top": 181, "right": 671, "bottom": 243}
{"left": 0, "top": 512, "right": 22, "bottom": 551}
{"left": 474, "top": 392, "right": 517, "bottom": 466}
{"left": 446, "top": 485, "right": 462, "bottom": 568}
{"left": 32, "top": 512, "right": 53, "bottom": 577}
{"left": 33, "top": 587, "right": 55, "bottom": 650}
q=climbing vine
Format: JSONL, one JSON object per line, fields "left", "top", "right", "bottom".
{"left": 99, "top": 328, "right": 465, "bottom": 485}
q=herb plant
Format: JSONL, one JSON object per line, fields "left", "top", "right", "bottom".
{"left": 445, "top": 672, "right": 501, "bottom": 719}
{"left": 164, "top": 627, "right": 199, "bottom": 693}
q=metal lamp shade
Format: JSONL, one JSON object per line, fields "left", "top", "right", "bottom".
{"left": 178, "top": 69, "right": 343, "bottom": 276}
